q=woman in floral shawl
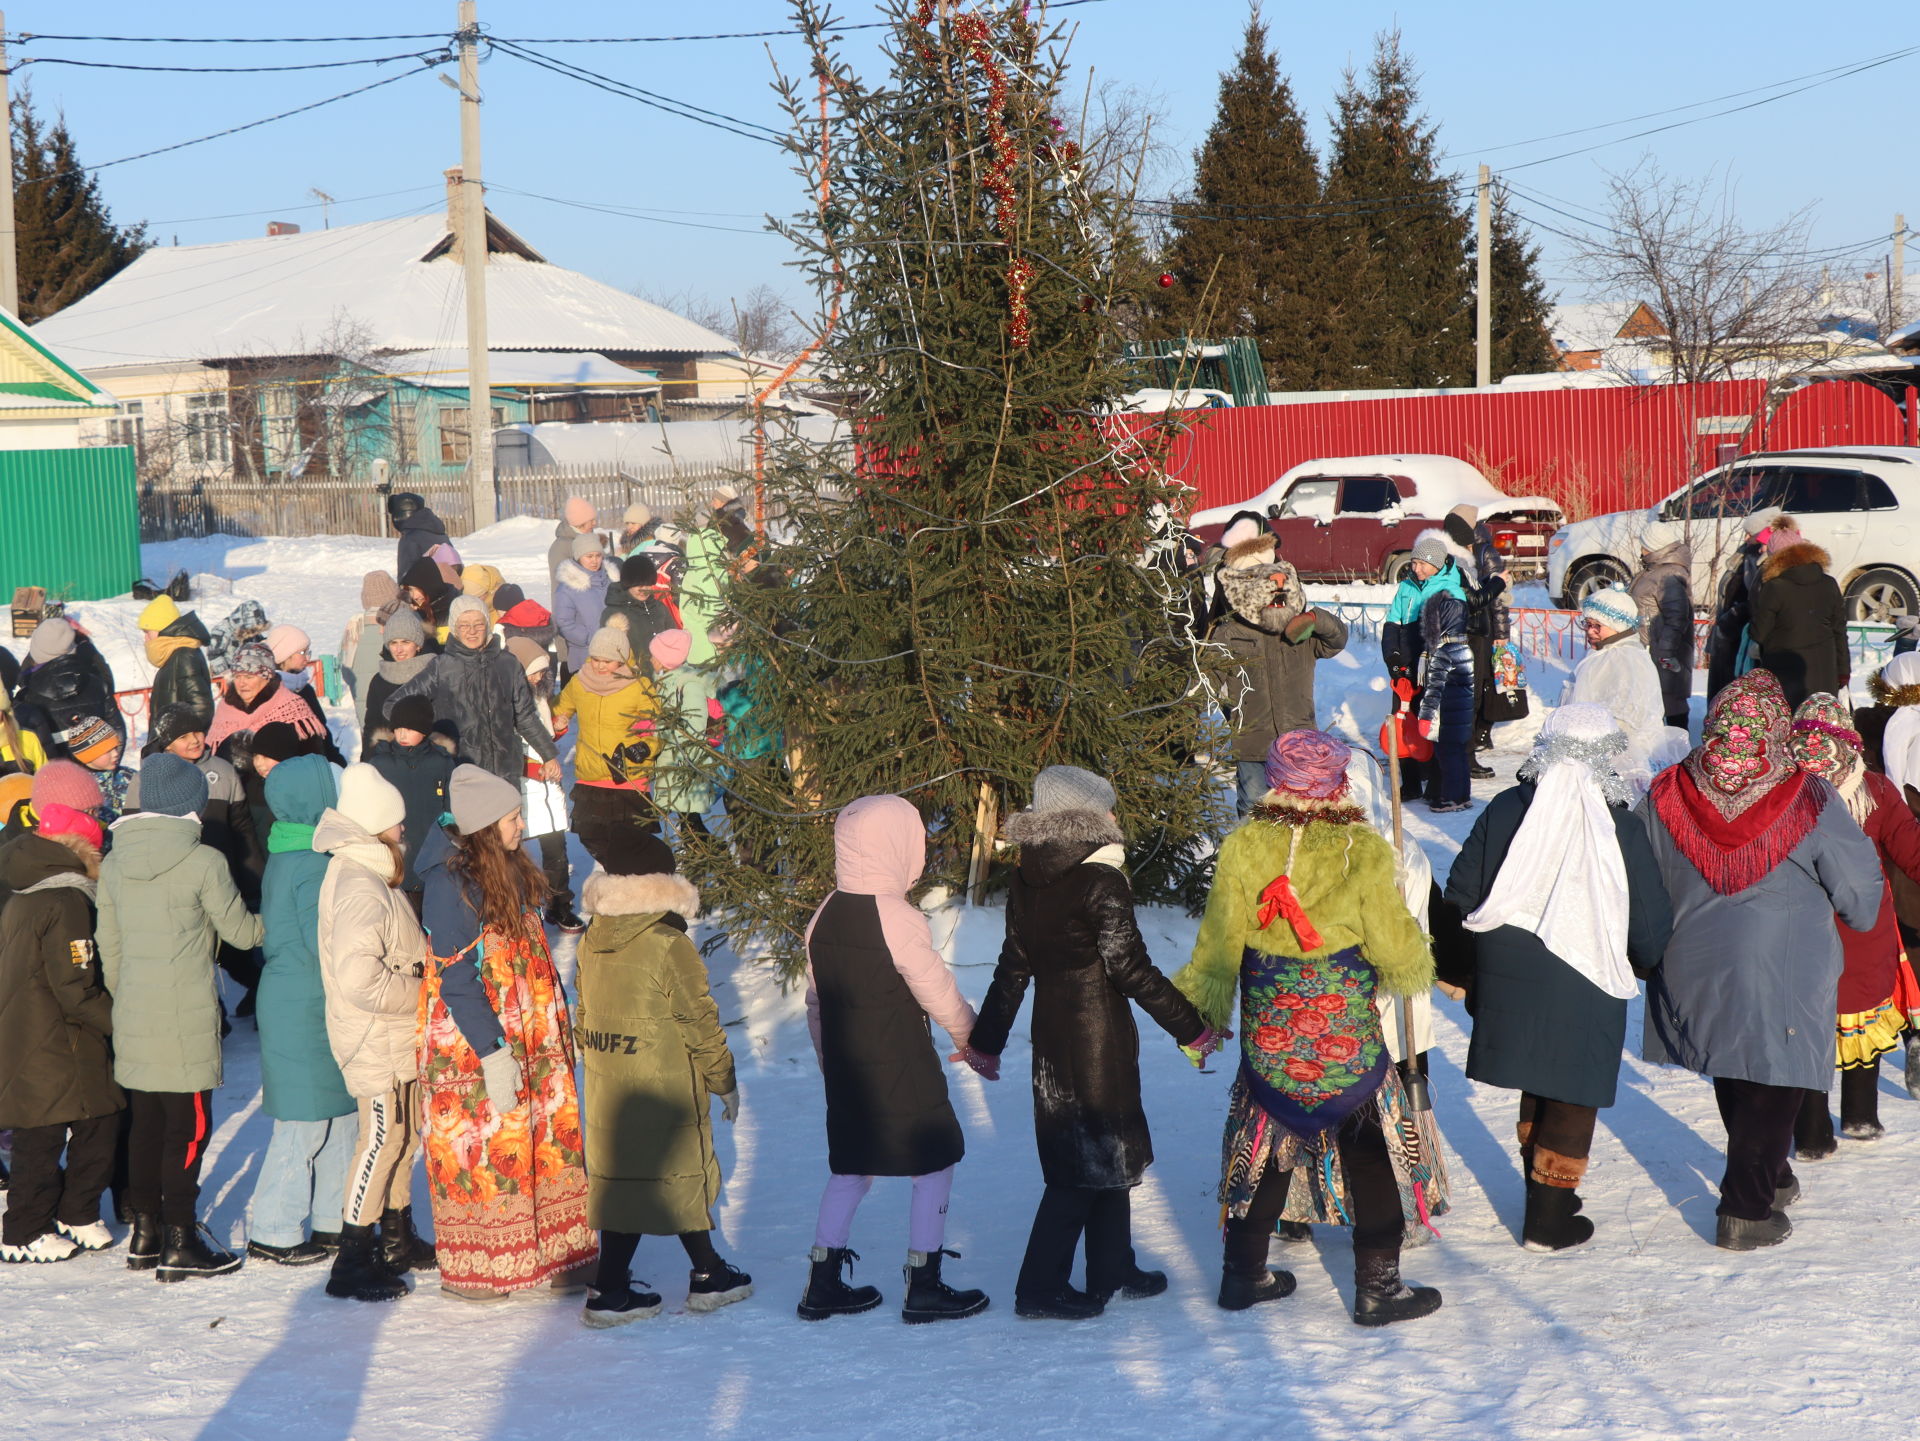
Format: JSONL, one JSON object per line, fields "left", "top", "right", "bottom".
{"left": 417, "top": 765, "right": 595, "bottom": 1299}
{"left": 1639, "top": 672, "right": 1881, "bottom": 1251}
{"left": 1787, "top": 693, "right": 1920, "bottom": 1152}
{"left": 1174, "top": 730, "right": 1440, "bottom": 1327}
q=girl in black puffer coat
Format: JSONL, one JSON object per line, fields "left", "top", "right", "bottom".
{"left": 970, "top": 766, "right": 1211, "bottom": 1321}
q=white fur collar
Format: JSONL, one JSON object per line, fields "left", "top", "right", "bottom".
{"left": 1084, "top": 843, "right": 1126, "bottom": 870}
{"left": 581, "top": 868, "right": 700, "bottom": 919}
{"left": 555, "top": 559, "right": 600, "bottom": 591}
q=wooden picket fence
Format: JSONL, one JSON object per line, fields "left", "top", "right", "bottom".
{"left": 137, "top": 462, "right": 745, "bottom": 542}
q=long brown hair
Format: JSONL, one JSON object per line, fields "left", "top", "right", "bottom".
{"left": 448, "top": 819, "right": 548, "bottom": 932}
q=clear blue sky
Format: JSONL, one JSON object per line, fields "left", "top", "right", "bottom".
{"left": 14, "top": 1, "right": 1912, "bottom": 324}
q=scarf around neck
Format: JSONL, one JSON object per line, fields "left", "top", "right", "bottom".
{"left": 1651, "top": 764, "right": 1825, "bottom": 895}
{"left": 267, "top": 820, "right": 318, "bottom": 855}
{"left": 576, "top": 663, "right": 638, "bottom": 698}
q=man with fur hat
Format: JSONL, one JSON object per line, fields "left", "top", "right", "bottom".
{"left": 1382, "top": 529, "right": 1476, "bottom": 812}
{"left": 1207, "top": 517, "right": 1348, "bottom": 815}
{"left": 1562, "top": 586, "right": 1688, "bottom": 796}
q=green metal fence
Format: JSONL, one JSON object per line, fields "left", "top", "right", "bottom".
{"left": 0, "top": 446, "right": 140, "bottom": 603}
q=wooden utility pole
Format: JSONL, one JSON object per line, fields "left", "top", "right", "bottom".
{"left": 1474, "top": 164, "right": 1492, "bottom": 389}
{"left": 0, "top": 12, "right": 20, "bottom": 317}
{"left": 1894, "top": 212, "right": 1907, "bottom": 333}
{"left": 456, "top": 0, "right": 493, "bottom": 531}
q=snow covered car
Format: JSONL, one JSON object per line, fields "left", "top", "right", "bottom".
{"left": 1188, "top": 454, "right": 1564, "bottom": 584}
{"left": 1546, "top": 445, "right": 1920, "bottom": 621}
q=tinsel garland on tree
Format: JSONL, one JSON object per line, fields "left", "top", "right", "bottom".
{"left": 680, "top": 0, "right": 1232, "bottom": 978}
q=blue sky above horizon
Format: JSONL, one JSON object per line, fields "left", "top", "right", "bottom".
{"left": 16, "top": 1, "right": 1912, "bottom": 328}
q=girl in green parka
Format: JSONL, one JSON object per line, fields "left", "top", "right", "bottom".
{"left": 1174, "top": 729, "right": 1443, "bottom": 1327}
{"left": 575, "top": 838, "right": 749, "bottom": 1329}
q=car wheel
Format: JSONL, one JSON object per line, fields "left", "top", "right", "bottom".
{"left": 1566, "top": 557, "right": 1632, "bottom": 608}
{"left": 1845, "top": 568, "right": 1920, "bottom": 625}
{"left": 1381, "top": 552, "right": 1413, "bottom": 586}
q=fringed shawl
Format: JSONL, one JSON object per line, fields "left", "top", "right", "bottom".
{"left": 1650, "top": 764, "right": 1827, "bottom": 896}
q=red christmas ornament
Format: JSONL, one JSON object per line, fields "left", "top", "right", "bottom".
{"left": 1158, "top": 272, "right": 1174, "bottom": 289}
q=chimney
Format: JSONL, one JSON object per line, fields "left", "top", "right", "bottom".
{"left": 444, "top": 167, "right": 464, "bottom": 256}
{"left": 266, "top": 221, "right": 301, "bottom": 237}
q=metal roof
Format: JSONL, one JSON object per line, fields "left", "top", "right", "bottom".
{"left": 30, "top": 212, "right": 740, "bottom": 370}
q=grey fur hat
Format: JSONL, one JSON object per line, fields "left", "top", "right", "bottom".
{"left": 1410, "top": 528, "right": 1456, "bottom": 572}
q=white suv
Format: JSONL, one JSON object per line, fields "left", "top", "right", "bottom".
{"left": 1547, "top": 446, "right": 1920, "bottom": 622}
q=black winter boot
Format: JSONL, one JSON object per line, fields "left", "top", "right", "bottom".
{"left": 379, "top": 1206, "right": 438, "bottom": 1273}
{"left": 583, "top": 1281, "right": 663, "bottom": 1328}
{"left": 796, "top": 1246, "right": 882, "bottom": 1321}
{"left": 1015, "top": 1284, "right": 1105, "bottom": 1321}
{"left": 156, "top": 1223, "right": 243, "bottom": 1283}
{"left": 325, "top": 1223, "right": 409, "bottom": 1302}
{"left": 1714, "top": 1211, "right": 1791, "bottom": 1251}
{"left": 247, "top": 1237, "right": 329, "bottom": 1266}
{"left": 1091, "top": 1266, "right": 1167, "bottom": 1304}
{"left": 544, "top": 898, "right": 586, "bottom": 934}
{"left": 1351, "top": 1249, "right": 1442, "bottom": 1327}
{"left": 687, "top": 1258, "right": 754, "bottom": 1313}
{"left": 1218, "top": 1265, "right": 1298, "bottom": 1312}
{"left": 127, "top": 1212, "right": 163, "bottom": 1272}
{"left": 1521, "top": 1181, "right": 1596, "bottom": 1253}
{"left": 901, "top": 1249, "right": 988, "bottom": 1324}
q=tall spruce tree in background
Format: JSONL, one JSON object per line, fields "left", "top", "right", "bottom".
{"left": 682, "top": 1, "right": 1230, "bottom": 975}
{"left": 1321, "top": 31, "right": 1470, "bottom": 389}
{"left": 1484, "top": 182, "right": 1559, "bottom": 379}
{"left": 1160, "top": 12, "right": 1331, "bottom": 389}
{"left": 12, "top": 91, "right": 147, "bottom": 323}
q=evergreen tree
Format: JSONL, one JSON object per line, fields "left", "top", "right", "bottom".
{"left": 1159, "top": 11, "right": 1330, "bottom": 389}
{"left": 1320, "top": 31, "right": 1470, "bottom": 389}
{"left": 12, "top": 90, "right": 147, "bottom": 323}
{"left": 684, "top": 0, "right": 1231, "bottom": 975}
{"left": 1483, "top": 182, "right": 1559, "bottom": 379}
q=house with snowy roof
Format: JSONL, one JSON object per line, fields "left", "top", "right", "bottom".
{"left": 1549, "top": 301, "right": 1666, "bottom": 371}
{"left": 30, "top": 170, "right": 739, "bottom": 484}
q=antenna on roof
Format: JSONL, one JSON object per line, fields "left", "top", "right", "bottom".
{"left": 309, "top": 188, "right": 336, "bottom": 230}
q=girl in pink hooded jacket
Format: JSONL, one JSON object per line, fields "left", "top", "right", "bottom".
{"left": 797, "top": 794, "right": 994, "bottom": 1325}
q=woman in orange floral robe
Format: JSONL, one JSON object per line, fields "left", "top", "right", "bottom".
{"left": 417, "top": 765, "right": 595, "bottom": 1299}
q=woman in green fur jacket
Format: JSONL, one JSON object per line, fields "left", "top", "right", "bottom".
{"left": 1174, "top": 729, "right": 1442, "bottom": 1327}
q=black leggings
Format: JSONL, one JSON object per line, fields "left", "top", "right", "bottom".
{"left": 595, "top": 1229, "right": 723, "bottom": 1293}
{"left": 1794, "top": 1069, "right": 1882, "bottom": 1152}
{"left": 1223, "top": 1114, "right": 1402, "bottom": 1269}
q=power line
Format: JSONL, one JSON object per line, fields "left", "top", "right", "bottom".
{"left": 146, "top": 184, "right": 442, "bottom": 227}
{"left": 13, "top": 48, "right": 448, "bottom": 74}
{"left": 489, "top": 40, "right": 785, "bottom": 147}
{"left": 490, "top": 0, "right": 1118, "bottom": 42}
{"left": 10, "top": 32, "right": 453, "bottom": 44}
{"left": 487, "top": 183, "right": 770, "bottom": 234}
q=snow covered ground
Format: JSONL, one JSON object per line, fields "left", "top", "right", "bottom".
{"left": 2, "top": 527, "right": 1910, "bottom": 1441}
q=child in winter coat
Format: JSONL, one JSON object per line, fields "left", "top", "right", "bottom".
{"left": 576, "top": 839, "right": 749, "bottom": 1327}
{"left": 600, "top": 554, "right": 680, "bottom": 661}
{"left": 315, "top": 765, "right": 435, "bottom": 1303}
{"left": 797, "top": 794, "right": 992, "bottom": 1325}
{"left": 339, "top": 570, "right": 400, "bottom": 727}
{"left": 495, "top": 587, "right": 557, "bottom": 696}
{"left": 1175, "top": 731, "right": 1442, "bottom": 1325}
{"left": 361, "top": 607, "right": 435, "bottom": 746}
{"left": 99, "top": 753, "right": 264, "bottom": 1282}
{"left": 364, "top": 694, "right": 458, "bottom": 907}
{"left": 138, "top": 593, "right": 215, "bottom": 727}
{"left": 505, "top": 638, "right": 578, "bottom": 930}
{"left": 1381, "top": 529, "right": 1475, "bottom": 812}
{"left": 647, "top": 629, "right": 719, "bottom": 839}
{"left": 554, "top": 627, "right": 663, "bottom": 873}
{"left": 0, "top": 803, "right": 120, "bottom": 1263}
{"left": 970, "top": 766, "right": 1211, "bottom": 1320}
{"left": 553, "top": 532, "right": 613, "bottom": 675}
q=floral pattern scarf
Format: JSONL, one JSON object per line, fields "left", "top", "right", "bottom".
{"left": 1790, "top": 692, "right": 1874, "bottom": 826}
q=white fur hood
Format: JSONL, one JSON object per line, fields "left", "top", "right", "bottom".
{"left": 581, "top": 868, "right": 700, "bottom": 919}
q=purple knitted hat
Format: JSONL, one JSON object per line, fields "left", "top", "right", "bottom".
{"left": 1264, "top": 729, "right": 1352, "bottom": 799}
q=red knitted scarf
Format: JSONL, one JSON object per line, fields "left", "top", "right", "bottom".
{"left": 1650, "top": 764, "right": 1826, "bottom": 895}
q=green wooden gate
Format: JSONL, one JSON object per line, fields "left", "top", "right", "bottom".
{"left": 0, "top": 446, "right": 140, "bottom": 602}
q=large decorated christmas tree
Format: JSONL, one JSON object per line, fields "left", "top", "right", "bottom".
{"left": 683, "top": 0, "right": 1231, "bottom": 976}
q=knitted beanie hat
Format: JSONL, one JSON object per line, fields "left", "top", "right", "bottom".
{"left": 623, "top": 502, "right": 653, "bottom": 529}
{"left": 388, "top": 695, "right": 436, "bottom": 736}
{"left": 251, "top": 722, "right": 304, "bottom": 763}
{"left": 505, "top": 636, "right": 549, "bottom": 675}
{"left": 449, "top": 764, "right": 521, "bottom": 835}
{"left": 146, "top": 704, "right": 208, "bottom": 755}
{"left": 361, "top": 570, "right": 400, "bottom": 611}
{"left": 570, "top": 531, "right": 605, "bottom": 561}
{"left": 62, "top": 717, "right": 121, "bottom": 769}
{"left": 492, "top": 582, "right": 527, "bottom": 613}
{"left": 1410, "top": 529, "right": 1454, "bottom": 573}
{"left": 1765, "top": 525, "right": 1803, "bottom": 557}
{"left": 648, "top": 628, "right": 692, "bottom": 672}
{"left": 382, "top": 606, "right": 427, "bottom": 648}
{"left": 35, "top": 801, "right": 103, "bottom": 850}
{"left": 31, "top": 760, "right": 101, "bottom": 815}
{"left": 448, "top": 595, "right": 491, "bottom": 633}
{"left": 1581, "top": 585, "right": 1639, "bottom": 633}
{"left": 335, "top": 762, "right": 406, "bottom": 836}
{"left": 137, "top": 594, "right": 181, "bottom": 632}
{"left": 266, "top": 624, "right": 310, "bottom": 665}
{"left": 27, "top": 618, "right": 75, "bottom": 664}
{"left": 230, "top": 642, "right": 277, "bottom": 676}
{"left": 587, "top": 626, "right": 631, "bottom": 664}
{"left": 140, "top": 752, "right": 209, "bottom": 817}
{"left": 563, "top": 496, "right": 596, "bottom": 529}
{"left": 616, "top": 554, "right": 658, "bottom": 589}
{"left": 1030, "top": 764, "right": 1117, "bottom": 815}
{"left": 1264, "top": 729, "right": 1352, "bottom": 799}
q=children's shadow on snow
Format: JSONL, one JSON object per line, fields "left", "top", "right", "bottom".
{"left": 193, "top": 1293, "right": 392, "bottom": 1441}
{"left": 1423, "top": 1044, "right": 1525, "bottom": 1242}
{"left": 1600, "top": 1072, "right": 1724, "bottom": 1244}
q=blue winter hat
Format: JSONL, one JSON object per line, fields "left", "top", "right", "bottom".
{"left": 140, "top": 752, "right": 209, "bottom": 818}
{"left": 1581, "top": 585, "right": 1640, "bottom": 633}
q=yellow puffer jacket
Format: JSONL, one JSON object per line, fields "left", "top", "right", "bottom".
{"left": 554, "top": 671, "right": 662, "bottom": 787}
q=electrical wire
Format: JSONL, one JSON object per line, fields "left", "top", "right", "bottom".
{"left": 10, "top": 32, "right": 453, "bottom": 45}
{"left": 144, "top": 185, "right": 443, "bottom": 227}
{"left": 488, "top": 39, "right": 785, "bottom": 145}
{"left": 487, "top": 183, "right": 771, "bottom": 235}
{"left": 12, "top": 48, "right": 447, "bottom": 74}
{"left": 490, "top": 1, "right": 1119, "bottom": 43}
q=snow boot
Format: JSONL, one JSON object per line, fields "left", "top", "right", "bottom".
{"left": 1276, "top": 1220, "right": 1314, "bottom": 1243}
{"left": 901, "top": 1249, "right": 988, "bottom": 1324}
{"left": 56, "top": 1219, "right": 117, "bottom": 1252}
{"left": 1218, "top": 1265, "right": 1298, "bottom": 1312}
{"left": 1841, "top": 1119, "right": 1886, "bottom": 1141}
{"left": 247, "top": 1237, "right": 329, "bottom": 1266}
{"left": 1015, "top": 1285, "right": 1106, "bottom": 1321}
{"left": 796, "top": 1245, "right": 882, "bottom": 1321}
{"left": 126, "top": 1212, "right": 163, "bottom": 1272}
{"left": 1469, "top": 758, "right": 1496, "bottom": 780}
{"left": 310, "top": 1229, "right": 343, "bottom": 1253}
{"left": 1715, "top": 1211, "right": 1791, "bottom": 1251}
{"left": 1905, "top": 1035, "right": 1920, "bottom": 1101}
{"left": 544, "top": 899, "right": 586, "bottom": 934}
{"left": 1351, "top": 1249, "right": 1442, "bottom": 1327}
{"left": 1774, "top": 1175, "right": 1801, "bottom": 1209}
{"left": 156, "top": 1223, "right": 243, "bottom": 1283}
{"left": 379, "top": 1206, "right": 438, "bottom": 1273}
{"left": 584, "top": 1281, "right": 662, "bottom": 1328}
{"left": 324, "top": 1224, "right": 408, "bottom": 1302}
{"left": 1521, "top": 1181, "right": 1595, "bottom": 1253}
{"left": 1091, "top": 1266, "right": 1167, "bottom": 1303}
{"left": 0, "top": 1231, "right": 79, "bottom": 1264}
{"left": 687, "top": 1259, "right": 754, "bottom": 1313}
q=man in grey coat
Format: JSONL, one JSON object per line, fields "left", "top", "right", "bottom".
{"left": 1636, "top": 672, "right": 1881, "bottom": 1251}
